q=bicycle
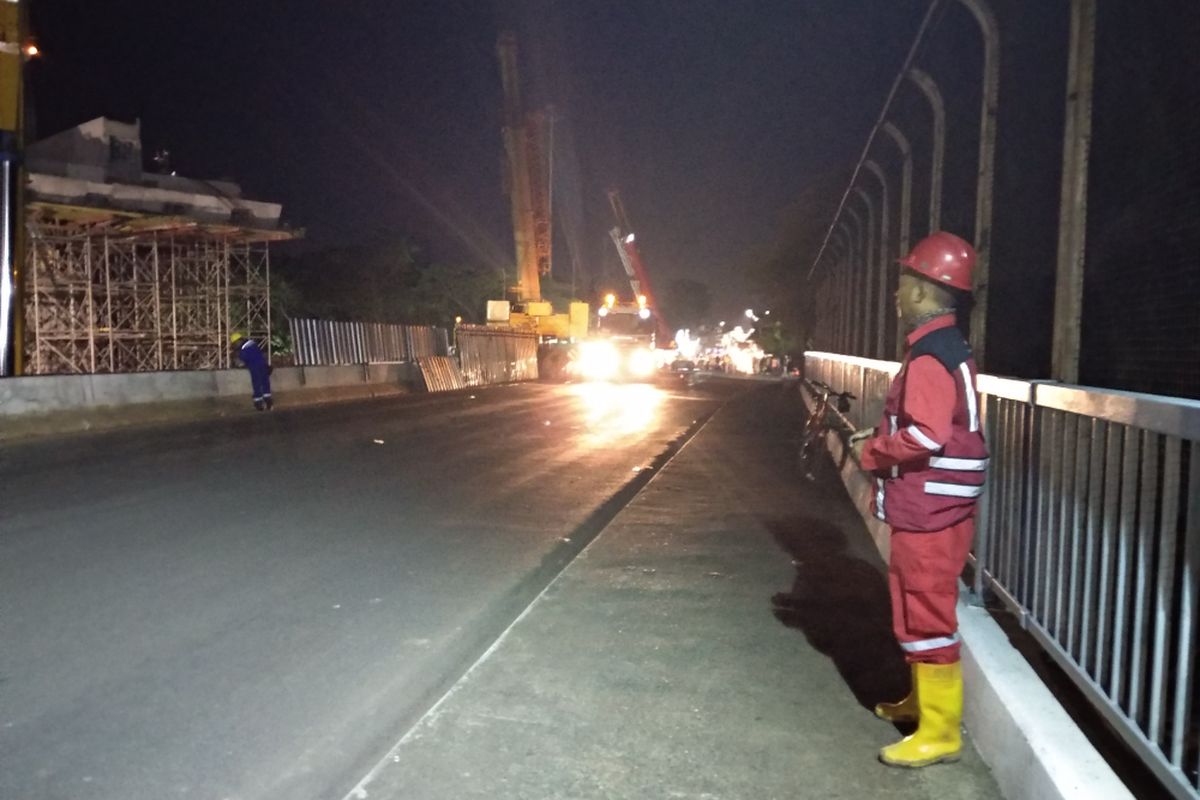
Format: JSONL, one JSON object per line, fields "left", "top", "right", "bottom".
{"left": 797, "top": 379, "right": 856, "bottom": 480}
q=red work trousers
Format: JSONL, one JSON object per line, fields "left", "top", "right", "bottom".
{"left": 888, "top": 517, "right": 974, "bottom": 664}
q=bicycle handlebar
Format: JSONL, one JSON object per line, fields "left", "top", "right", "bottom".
{"left": 807, "top": 379, "right": 856, "bottom": 402}
{"left": 801, "top": 379, "right": 858, "bottom": 435}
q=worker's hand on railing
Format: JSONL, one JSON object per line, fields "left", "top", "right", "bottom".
{"left": 848, "top": 428, "right": 874, "bottom": 466}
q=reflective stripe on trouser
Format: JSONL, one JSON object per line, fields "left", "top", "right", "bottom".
{"left": 888, "top": 517, "right": 975, "bottom": 664}
{"left": 249, "top": 365, "right": 272, "bottom": 401}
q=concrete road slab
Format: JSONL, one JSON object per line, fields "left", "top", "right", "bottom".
{"left": 353, "top": 384, "right": 1002, "bottom": 800}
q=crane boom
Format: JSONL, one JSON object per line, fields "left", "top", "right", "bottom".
{"left": 607, "top": 190, "right": 671, "bottom": 343}
{"left": 607, "top": 227, "right": 641, "bottom": 297}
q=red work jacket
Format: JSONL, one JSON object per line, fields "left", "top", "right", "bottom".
{"left": 860, "top": 315, "right": 988, "bottom": 532}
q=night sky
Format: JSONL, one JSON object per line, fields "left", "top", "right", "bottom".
{"left": 27, "top": 0, "right": 925, "bottom": 316}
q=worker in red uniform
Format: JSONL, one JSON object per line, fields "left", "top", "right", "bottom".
{"left": 850, "top": 230, "right": 987, "bottom": 768}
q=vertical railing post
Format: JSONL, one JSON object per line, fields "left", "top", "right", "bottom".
{"left": 844, "top": 205, "right": 865, "bottom": 356}
{"left": 864, "top": 160, "right": 891, "bottom": 359}
{"left": 827, "top": 231, "right": 847, "bottom": 353}
{"left": 956, "top": 0, "right": 1000, "bottom": 369}
{"left": 834, "top": 224, "right": 853, "bottom": 353}
{"left": 972, "top": 391, "right": 992, "bottom": 602}
{"left": 1051, "top": 0, "right": 1096, "bottom": 384}
{"left": 882, "top": 121, "right": 913, "bottom": 359}
{"left": 851, "top": 189, "right": 876, "bottom": 358}
{"left": 907, "top": 68, "right": 946, "bottom": 237}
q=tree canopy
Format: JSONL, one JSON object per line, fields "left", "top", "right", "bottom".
{"left": 273, "top": 238, "right": 505, "bottom": 328}
{"left": 745, "top": 167, "right": 850, "bottom": 356}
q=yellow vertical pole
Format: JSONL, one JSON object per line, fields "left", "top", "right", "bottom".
{"left": 0, "top": 0, "right": 27, "bottom": 375}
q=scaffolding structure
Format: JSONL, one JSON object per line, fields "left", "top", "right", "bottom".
{"left": 25, "top": 202, "right": 290, "bottom": 375}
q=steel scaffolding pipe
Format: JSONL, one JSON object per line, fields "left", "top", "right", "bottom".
{"left": 25, "top": 219, "right": 272, "bottom": 375}
{"left": 0, "top": 141, "right": 16, "bottom": 376}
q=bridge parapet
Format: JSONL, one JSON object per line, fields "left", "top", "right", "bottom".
{"left": 806, "top": 350, "right": 1200, "bottom": 799}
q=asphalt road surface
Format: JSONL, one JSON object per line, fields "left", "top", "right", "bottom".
{"left": 1, "top": 378, "right": 741, "bottom": 800}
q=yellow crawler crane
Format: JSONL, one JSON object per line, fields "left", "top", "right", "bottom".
{"left": 488, "top": 31, "right": 588, "bottom": 348}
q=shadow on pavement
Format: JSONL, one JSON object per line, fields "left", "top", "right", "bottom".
{"left": 764, "top": 514, "right": 910, "bottom": 715}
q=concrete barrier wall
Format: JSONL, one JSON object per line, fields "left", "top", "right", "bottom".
{"left": 1, "top": 370, "right": 229, "bottom": 416}
{"left": 0, "top": 363, "right": 422, "bottom": 434}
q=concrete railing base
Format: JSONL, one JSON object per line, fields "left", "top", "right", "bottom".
{"left": 0, "top": 363, "right": 420, "bottom": 442}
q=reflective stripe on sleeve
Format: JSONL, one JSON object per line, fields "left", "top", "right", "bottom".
{"left": 906, "top": 424, "right": 942, "bottom": 451}
{"left": 889, "top": 415, "right": 900, "bottom": 478}
{"left": 929, "top": 456, "right": 989, "bottom": 471}
{"left": 900, "top": 633, "right": 961, "bottom": 653}
{"left": 925, "top": 481, "right": 985, "bottom": 498}
{"left": 959, "top": 363, "right": 979, "bottom": 431}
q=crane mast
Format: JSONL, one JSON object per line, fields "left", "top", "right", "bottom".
{"left": 487, "top": 32, "right": 586, "bottom": 359}
{"left": 496, "top": 32, "right": 551, "bottom": 304}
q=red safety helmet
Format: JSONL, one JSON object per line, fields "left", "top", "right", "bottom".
{"left": 897, "top": 231, "right": 976, "bottom": 292}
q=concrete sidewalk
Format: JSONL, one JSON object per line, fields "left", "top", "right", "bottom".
{"left": 348, "top": 384, "right": 1003, "bottom": 800}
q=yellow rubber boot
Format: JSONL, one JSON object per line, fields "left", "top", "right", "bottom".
{"left": 879, "top": 661, "right": 962, "bottom": 768}
{"left": 874, "top": 664, "right": 919, "bottom": 722}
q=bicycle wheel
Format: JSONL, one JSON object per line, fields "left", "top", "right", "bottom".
{"left": 797, "top": 426, "right": 824, "bottom": 479}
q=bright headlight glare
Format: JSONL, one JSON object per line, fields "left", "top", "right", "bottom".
{"left": 628, "top": 348, "right": 655, "bottom": 377}
{"left": 579, "top": 341, "right": 619, "bottom": 379}
{"left": 638, "top": 307, "right": 651, "bottom": 320}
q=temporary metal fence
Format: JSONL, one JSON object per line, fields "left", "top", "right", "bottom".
{"left": 806, "top": 350, "right": 1200, "bottom": 799}
{"left": 288, "top": 318, "right": 448, "bottom": 366}
{"left": 416, "top": 356, "right": 465, "bottom": 393}
{"left": 455, "top": 324, "right": 538, "bottom": 387}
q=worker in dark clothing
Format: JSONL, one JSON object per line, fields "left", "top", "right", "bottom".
{"left": 230, "top": 332, "right": 273, "bottom": 411}
{"left": 850, "top": 231, "right": 988, "bottom": 769}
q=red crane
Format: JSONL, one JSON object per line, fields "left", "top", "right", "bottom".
{"left": 607, "top": 190, "right": 672, "bottom": 344}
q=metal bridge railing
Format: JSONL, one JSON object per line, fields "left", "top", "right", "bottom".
{"left": 288, "top": 318, "right": 448, "bottom": 366}
{"left": 806, "top": 350, "right": 1200, "bottom": 800}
